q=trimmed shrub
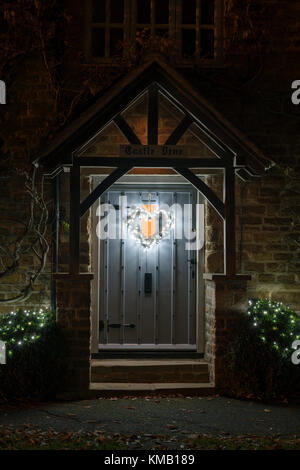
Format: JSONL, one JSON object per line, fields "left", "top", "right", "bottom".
{"left": 229, "top": 299, "right": 300, "bottom": 400}
{"left": 0, "top": 309, "right": 66, "bottom": 401}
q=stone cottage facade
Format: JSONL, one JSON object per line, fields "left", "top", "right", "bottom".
{"left": 0, "top": 0, "right": 299, "bottom": 396}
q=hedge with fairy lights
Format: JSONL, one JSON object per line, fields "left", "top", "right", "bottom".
{"left": 229, "top": 299, "right": 300, "bottom": 399}
{"left": 247, "top": 299, "right": 300, "bottom": 361}
{"left": 0, "top": 309, "right": 65, "bottom": 401}
{"left": 0, "top": 309, "right": 53, "bottom": 358}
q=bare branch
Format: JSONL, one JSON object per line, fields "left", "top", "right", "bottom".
{"left": 0, "top": 166, "right": 50, "bottom": 303}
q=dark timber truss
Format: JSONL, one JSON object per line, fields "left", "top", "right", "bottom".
{"left": 36, "top": 61, "right": 272, "bottom": 279}
{"left": 69, "top": 84, "right": 242, "bottom": 277}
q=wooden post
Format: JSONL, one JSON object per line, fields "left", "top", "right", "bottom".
{"left": 224, "top": 166, "right": 236, "bottom": 275}
{"left": 69, "top": 162, "right": 81, "bottom": 275}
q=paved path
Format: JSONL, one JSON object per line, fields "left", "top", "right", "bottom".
{"left": 0, "top": 396, "right": 299, "bottom": 438}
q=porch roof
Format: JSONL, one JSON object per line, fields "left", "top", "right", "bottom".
{"left": 34, "top": 58, "right": 274, "bottom": 180}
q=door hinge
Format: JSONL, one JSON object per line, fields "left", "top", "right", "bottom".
{"left": 100, "top": 320, "right": 136, "bottom": 331}
{"left": 108, "top": 323, "right": 136, "bottom": 329}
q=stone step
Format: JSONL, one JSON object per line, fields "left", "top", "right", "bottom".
{"left": 89, "top": 382, "right": 215, "bottom": 394}
{"left": 91, "top": 359, "right": 210, "bottom": 384}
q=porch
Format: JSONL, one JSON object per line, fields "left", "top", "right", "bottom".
{"left": 35, "top": 59, "right": 272, "bottom": 397}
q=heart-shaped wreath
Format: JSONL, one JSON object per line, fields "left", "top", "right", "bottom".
{"left": 126, "top": 207, "right": 173, "bottom": 249}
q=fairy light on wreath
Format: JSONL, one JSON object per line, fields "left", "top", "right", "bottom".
{"left": 126, "top": 205, "right": 173, "bottom": 249}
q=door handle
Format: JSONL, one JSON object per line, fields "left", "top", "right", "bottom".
{"left": 144, "top": 273, "right": 152, "bottom": 294}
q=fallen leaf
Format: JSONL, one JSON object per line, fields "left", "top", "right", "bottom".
{"left": 166, "top": 424, "right": 178, "bottom": 430}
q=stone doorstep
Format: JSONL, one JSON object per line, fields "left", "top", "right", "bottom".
{"left": 90, "top": 359, "right": 210, "bottom": 384}
{"left": 91, "top": 374, "right": 210, "bottom": 384}
{"left": 91, "top": 359, "right": 208, "bottom": 367}
{"left": 89, "top": 382, "right": 215, "bottom": 392}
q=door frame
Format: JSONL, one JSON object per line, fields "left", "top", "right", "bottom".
{"left": 90, "top": 174, "right": 205, "bottom": 354}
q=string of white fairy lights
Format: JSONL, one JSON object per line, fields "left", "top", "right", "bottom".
{"left": 247, "top": 299, "right": 300, "bottom": 357}
{"left": 0, "top": 309, "right": 51, "bottom": 357}
{"left": 126, "top": 206, "right": 173, "bottom": 249}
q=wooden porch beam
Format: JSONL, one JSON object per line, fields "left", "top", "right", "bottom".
{"left": 173, "top": 167, "right": 225, "bottom": 220}
{"left": 148, "top": 84, "right": 158, "bottom": 145}
{"left": 165, "top": 115, "right": 193, "bottom": 145}
{"left": 77, "top": 157, "right": 228, "bottom": 168}
{"left": 69, "top": 163, "right": 81, "bottom": 275}
{"left": 80, "top": 166, "right": 132, "bottom": 218}
{"left": 224, "top": 166, "right": 236, "bottom": 275}
{"left": 114, "top": 114, "right": 141, "bottom": 144}
{"left": 189, "top": 123, "right": 233, "bottom": 164}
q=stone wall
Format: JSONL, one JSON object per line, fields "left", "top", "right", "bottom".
{"left": 0, "top": 173, "right": 53, "bottom": 313}
{"left": 205, "top": 174, "right": 224, "bottom": 274}
{"left": 0, "top": 54, "right": 56, "bottom": 313}
{"left": 237, "top": 176, "right": 300, "bottom": 311}
{"left": 55, "top": 274, "right": 93, "bottom": 396}
{"left": 205, "top": 172, "right": 300, "bottom": 313}
{"left": 204, "top": 276, "right": 249, "bottom": 388}
{"left": 0, "top": 0, "right": 299, "bottom": 317}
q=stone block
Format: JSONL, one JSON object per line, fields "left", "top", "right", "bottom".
{"left": 266, "top": 262, "right": 287, "bottom": 272}
{"left": 244, "top": 261, "right": 265, "bottom": 272}
{"left": 258, "top": 274, "right": 276, "bottom": 282}
{"left": 277, "top": 274, "right": 295, "bottom": 283}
